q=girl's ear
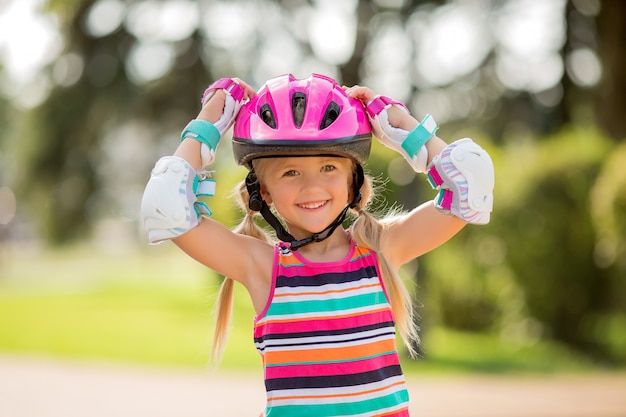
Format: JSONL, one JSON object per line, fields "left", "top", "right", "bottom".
{"left": 261, "top": 185, "right": 272, "bottom": 205}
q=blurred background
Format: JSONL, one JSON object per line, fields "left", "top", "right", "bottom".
{"left": 0, "top": 0, "right": 625, "bottom": 375}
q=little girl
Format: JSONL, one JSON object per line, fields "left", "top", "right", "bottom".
{"left": 141, "top": 74, "right": 494, "bottom": 417}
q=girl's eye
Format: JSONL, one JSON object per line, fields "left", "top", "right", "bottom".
{"left": 283, "top": 169, "right": 298, "bottom": 177}
{"left": 322, "top": 164, "right": 336, "bottom": 172}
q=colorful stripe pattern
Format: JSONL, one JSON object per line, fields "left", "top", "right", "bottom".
{"left": 254, "top": 242, "right": 410, "bottom": 417}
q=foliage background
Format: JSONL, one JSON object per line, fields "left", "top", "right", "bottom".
{"left": 0, "top": 0, "right": 624, "bottom": 370}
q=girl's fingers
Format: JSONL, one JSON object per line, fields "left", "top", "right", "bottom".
{"left": 233, "top": 78, "right": 257, "bottom": 100}
{"left": 343, "top": 85, "right": 375, "bottom": 103}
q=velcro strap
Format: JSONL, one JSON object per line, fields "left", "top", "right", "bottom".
{"left": 434, "top": 189, "right": 453, "bottom": 211}
{"left": 194, "top": 201, "right": 212, "bottom": 216}
{"left": 201, "top": 78, "right": 245, "bottom": 104}
{"left": 191, "top": 177, "right": 215, "bottom": 216}
{"left": 181, "top": 119, "right": 220, "bottom": 150}
{"left": 365, "top": 95, "right": 409, "bottom": 118}
{"left": 427, "top": 165, "right": 444, "bottom": 188}
{"left": 402, "top": 114, "right": 438, "bottom": 157}
{"left": 195, "top": 178, "right": 216, "bottom": 197}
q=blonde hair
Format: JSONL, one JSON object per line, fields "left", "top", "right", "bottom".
{"left": 349, "top": 178, "right": 420, "bottom": 357}
{"left": 210, "top": 159, "right": 419, "bottom": 363}
{"left": 210, "top": 180, "right": 272, "bottom": 364}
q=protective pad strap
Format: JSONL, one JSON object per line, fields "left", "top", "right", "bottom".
{"left": 365, "top": 95, "right": 409, "bottom": 118}
{"left": 434, "top": 189, "right": 453, "bottom": 211}
{"left": 193, "top": 176, "right": 216, "bottom": 216}
{"left": 201, "top": 78, "right": 245, "bottom": 105}
{"left": 426, "top": 163, "right": 443, "bottom": 188}
{"left": 196, "top": 178, "right": 216, "bottom": 197}
{"left": 402, "top": 114, "right": 438, "bottom": 157}
{"left": 181, "top": 119, "right": 220, "bottom": 150}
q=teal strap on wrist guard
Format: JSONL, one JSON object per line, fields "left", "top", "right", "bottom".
{"left": 181, "top": 119, "right": 220, "bottom": 150}
{"left": 402, "top": 114, "right": 439, "bottom": 157}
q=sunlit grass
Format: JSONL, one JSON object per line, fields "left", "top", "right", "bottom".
{"left": 405, "top": 327, "right": 598, "bottom": 374}
{"left": 0, "top": 243, "right": 602, "bottom": 374}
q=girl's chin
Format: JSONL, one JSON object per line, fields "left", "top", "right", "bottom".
{"left": 285, "top": 226, "right": 324, "bottom": 239}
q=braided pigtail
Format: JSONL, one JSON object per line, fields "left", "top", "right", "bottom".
{"left": 210, "top": 181, "right": 272, "bottom": 364}
{"left": 350, "top": 174, "right": 420, "bottom": 357}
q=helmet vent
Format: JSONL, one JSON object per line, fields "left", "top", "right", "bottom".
{"left": 292, "top": 92, "right": 306, "bottom": 128}
{"left": 260, "top": 103, "right": 276, "bottom": 128}
{"left": 320, "top": 101, "right": 340, "bottom": 130}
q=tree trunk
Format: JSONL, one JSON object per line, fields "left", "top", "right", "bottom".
{"left": 595, "top": 0, "right": 626, "bottom": 140}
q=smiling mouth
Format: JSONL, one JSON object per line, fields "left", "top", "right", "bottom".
{"left": 297, "top": 201, "right": 328, "bottom": 209}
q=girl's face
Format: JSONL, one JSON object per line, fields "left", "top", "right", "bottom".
{"left": 257, "top": 156, "right": 353, "bottom": 239}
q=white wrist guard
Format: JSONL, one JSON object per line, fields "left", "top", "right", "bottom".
{"left": 140, "top": 156, "right": 215, "bottom": 244}
{"left": 201, "top": 78, "right": 246, "bottom": 136}
{"left": 180, "top": 79, "right": 247, "bottom": 167}
{"left": 427, "top": 138, "right": 494, "bottom": 224}
{"left": 365, "top": 96, "right": 433, "bottom": 173}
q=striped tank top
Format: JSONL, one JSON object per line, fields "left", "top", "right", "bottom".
{"left": 253, "top": 240, "right": 410, "bottom": 417}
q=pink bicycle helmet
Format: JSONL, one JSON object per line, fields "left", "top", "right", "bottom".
{"left": 233, "top": 73, "right": 372, "bottom": 167}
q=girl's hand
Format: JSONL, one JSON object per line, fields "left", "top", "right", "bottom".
{"left": 344, "top": 85, "right": 434, "bottom": 173}
{"left": 343, "top": 85, "right": 416, "bottom": 130}
{"left": 343, "top": 85, "right": 375, "bottom": 104}
{"left": 198, "top": 78, "right": 256, "bottom": 133}
{"left": 181, "top": 78, "right": 256, "bottom": 167}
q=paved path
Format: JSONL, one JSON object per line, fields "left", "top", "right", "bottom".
{"left": 1, "top": 355, "right": 625, "bottom": 417}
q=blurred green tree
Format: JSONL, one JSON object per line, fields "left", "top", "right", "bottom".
{"left": 6, "top": 0, "right": 624, "bottom": 243}
{"left": 1, "top": 0, "right": 624, "bottom": 363}
{"left": 594, "top": 0, "right": 626, "bottom": 139}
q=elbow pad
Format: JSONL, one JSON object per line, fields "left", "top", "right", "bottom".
{"left": 427, "top": 138, "right": 494, "bottom": 225}
{"left": 140, "top": 156, "right": 215, "bottom": 244}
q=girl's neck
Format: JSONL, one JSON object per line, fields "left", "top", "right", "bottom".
{"left": 293, "top": 229, "right": 351, "bottom": 262}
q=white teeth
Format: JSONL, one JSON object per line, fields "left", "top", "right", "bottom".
{"left": 299, "top": 201, "right": 326, "bottom": 209}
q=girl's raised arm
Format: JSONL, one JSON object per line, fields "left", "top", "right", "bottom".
{"left": 140, "top": 79, "right": 273, "bottom": 287}
{"left": 345, "top": 86, "right": 494, "bottom": 268}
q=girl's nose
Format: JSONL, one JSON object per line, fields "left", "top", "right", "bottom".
{"left": 300, "top": 173, "right": 323, "bottom": 192}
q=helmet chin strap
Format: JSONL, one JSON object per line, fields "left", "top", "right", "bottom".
{"left": 245, "top": 165, "right": 364, "bottom": 251}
